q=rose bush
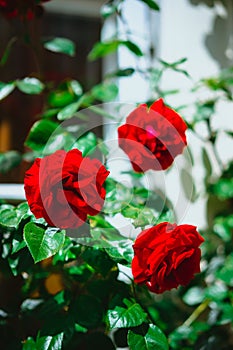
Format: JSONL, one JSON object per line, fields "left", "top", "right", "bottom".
{"left": 0, "top": 0, "right": 233, "bottom": 349}
{"left": 132, "top": 222, "right": 204, "bottom": 294}
{"left": 24, "top": 149, "right": 110, "bottom": 229}
{"left": 118, "top": 98, "right": 187, "bottom": 172}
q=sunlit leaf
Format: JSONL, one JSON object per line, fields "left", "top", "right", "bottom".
{"left": 0, "top": 81, "right": 15, "bottom": 100}
{"left": 44, "top": 37, "right": 76, "bottom": 56}
{"left": 107, "top": 299, "right": 147, "bottom": 329}
{"left": 128, "top": 324, "right": 168, "bottom": 350}
{"left": 16, "top": 78, "right": 44, "bottom": 95}
{"left": 24, "top": 222, "right": 66, "bottom": 263}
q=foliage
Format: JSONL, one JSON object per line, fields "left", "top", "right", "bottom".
{"left": 0, "top": 0, "right": 233, "bottom": 349}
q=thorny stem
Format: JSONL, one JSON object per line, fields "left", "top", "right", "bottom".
{"left": 182, "top": 299, "right": 210, "bottom": 328}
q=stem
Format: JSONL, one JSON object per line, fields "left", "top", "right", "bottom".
{"left": 183, "top": 299, "right": 210, "bottom": 327}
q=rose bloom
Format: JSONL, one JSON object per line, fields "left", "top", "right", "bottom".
{"left": 0, "top": 0, "right": 50, "bottom": 19}
{"left": 132, "top": 222, "right": 204, "bottom": 294}
{"left": 118, "top": 98, "right": 187, "bottom": 172}
{"left": 24, "top": 149, "right": 110, "bottom": 229}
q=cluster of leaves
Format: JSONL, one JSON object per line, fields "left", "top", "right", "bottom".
{"left": 0, "top": 0, "right": 233, "bottom": 349}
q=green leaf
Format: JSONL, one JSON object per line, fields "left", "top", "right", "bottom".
{"left": 216, "top": 254, "right": 233, "bottom": 286}
{"left": 0, "top": 81, "right": 15, "bottom": 100}
{"left": 0, "top": 37, "right": 17, "bottom": 66}
{"left": 44, "top": 131, "right": 75, "bottom": 154}
{"left": 107, "top": 68, "right": 135, "bottom": 78}
{"left": 0, "top": 202, "right": 30, "bottom": 231}
{"left": 122, "top": 41, "right": 143, "bottom": 56}
{"left": 210, "top": 178, "right": 233, "bottom": 199}
{"left": 69, "top": 80, "right": 83, "bottom": 96}
{"left": 205, "top": 283, "right": 228, "bottom": 301}
{"left": 107, "top": 299, "right": 147, "bottom": 329}
{"left": 91, "top": 82, "right": 118, "bottom": 102}
{"left": 0, "top": 151, "right": 21, "bottom": 173}
{"left": 73, "top": 132, "right": 97, "bottom": 156}
{"left": 42, "top": 108, "right": 60, "bottom": 119}
{"left": 128, "top": 324, "right": 168, "bottom": 350}
{"left": 57, "top": 101, "right": 80, "bottom": 120}
{"left": 24, "top": 222, "right": 66, "bottom": 263}
{"left": 140, "top": 0, "right": 160, "bottom": 11}
{"left": 100, "top": 2, "right": 118, "bottom": 18}
{"left": 22, "top": 337, "right": 36, "bottom": 350}
{"left": 44, "top": 37, "right": 76, "bottom": 57}
{"left": 16, "top": 78, "right": 44, "bottom": 95}
{"left": 105, "top": 239, "right": 134, "bottom": 266}
{"left": 36, "top": 333, "right": 64, "bottom": 350}
{"left": 88, "top": 40, "right": 121, "bottom": 60}
{"left": 48, "top": 90, "right": 75, "bottom": 108}
{"left": 213, "top": 215, "right": 233, "bottom": 242}
{"left": 183, "top": 287, "right": 205, "bottom": 306}
{"left": 24, "top": 119, "right": 59, "bottom": 152}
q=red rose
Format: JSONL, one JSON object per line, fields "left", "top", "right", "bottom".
{"left": 132, "top": 222, "right": 204, "bottom": 294}
{"left": 118, "top": 98, "right": 187, "bottom": 172}
{"left": 24, "top": 149, "right": 110, "bottom": 229}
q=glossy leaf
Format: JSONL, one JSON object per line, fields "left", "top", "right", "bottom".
{"left": 44, "top": 37, "right": 75, "bottom": 56}
{"left": 0, "top": 81, "right": 15, "bottom": 100}
{"left": 36, "top": 333, "right": 64, "bottom": 350}
{"left": 107, "top": 299, "right": 147, "bottom": 329}
{"left": 43, "top": 131, "right": 75, "bottom": 154}
{"left": 57, "top": 101, "right": 80, "bottom": 120}
{"left": 0, "top": 202, "right": 31, "bottom": 231}
{"left": 69, "top": 80, "right": 83, "bottom": 96}
{"left": 105, "top": 239, "right": 134, "bottom": 266}
{"left": 24, "top": 119, "right": 59, "bottom": 151}
{"left": 183, "top": 287, "right": 205, "bottom": 306}
{"left": 100, "top": 2, "right": 118, "bottom": 18}
{"left": 73, "top": 132, "right": 97, "bottom": 156}
{"left": 16, "top": 78, "right": 44, "bottom": 95}
{"left": 128, "top": 324, "right": 168, "bottom": 350}
{"left": 24, "top": 222, "right": 66, "bottom": 263}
